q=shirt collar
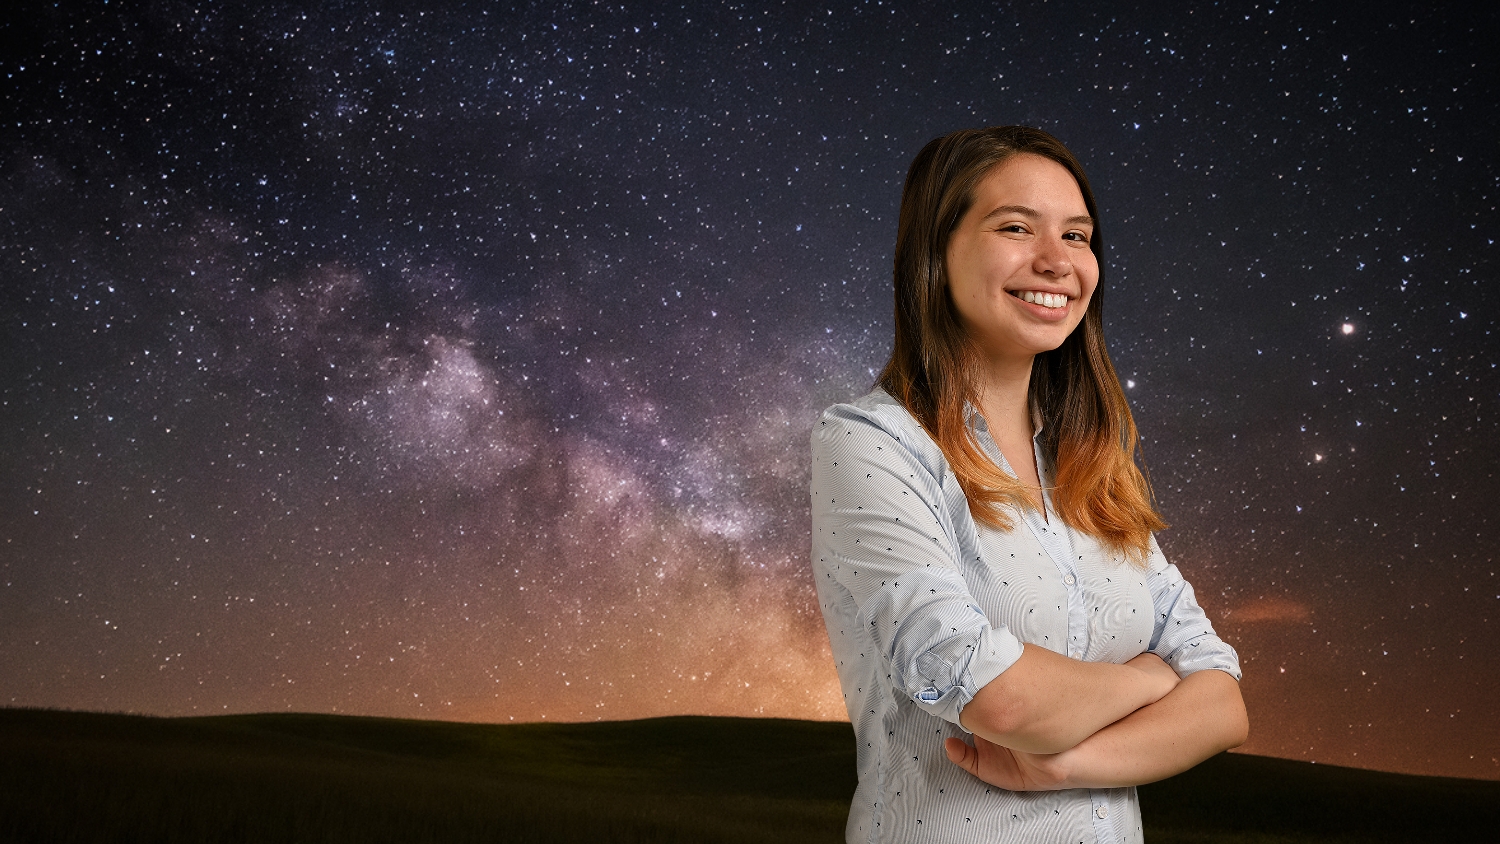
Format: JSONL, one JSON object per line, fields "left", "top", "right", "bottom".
{"left": 964, "top": 401, "right": 1046, "bottom": 444}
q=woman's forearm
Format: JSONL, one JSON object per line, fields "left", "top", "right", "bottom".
{"left": 1050, "top": 668, "right": 1248, "bottom": 788}
{"left": 959, "top": 645, "right": 1180, "bottom": 754}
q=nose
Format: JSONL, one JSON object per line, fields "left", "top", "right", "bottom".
{"left": 1033, "top": 235, "right": 1074, "bottom": 278}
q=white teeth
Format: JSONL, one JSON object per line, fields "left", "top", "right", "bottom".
{"left": 1019, "top": 291, "right": 1066, "bottom": 309}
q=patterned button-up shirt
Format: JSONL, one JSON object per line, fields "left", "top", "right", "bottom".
{"left": 811, "top": 389, "right": 1241, "bottom": 844}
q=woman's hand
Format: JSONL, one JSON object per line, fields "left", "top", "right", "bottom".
{"left": 1125, "top": 652, "right": 1181, "bottom": 702}
{"left": 943, "top": 734, "right": 1071, "bottom": 792}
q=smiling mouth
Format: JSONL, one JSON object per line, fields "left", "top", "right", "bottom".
{"left": 1011, "top": 290, "right": 1069, "bottom": 309}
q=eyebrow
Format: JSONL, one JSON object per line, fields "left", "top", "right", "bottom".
{"left": 979, "top": 204, "right": 1095, "bottom": 228}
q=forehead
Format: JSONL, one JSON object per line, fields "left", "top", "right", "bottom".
{"left": 970, "top": 153, "right": 1089, "bottom": 214}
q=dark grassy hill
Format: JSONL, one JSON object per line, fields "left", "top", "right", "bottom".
{"left": 1, "top": 708, "right": 1493, "bottom": 843}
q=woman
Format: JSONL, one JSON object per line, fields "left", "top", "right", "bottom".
{"left": 810, "top": 126, "right": 1247, "bottom": 844}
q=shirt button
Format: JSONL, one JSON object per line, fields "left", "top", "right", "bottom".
{"left": 1063, "top": 574, "right": 1076, "bottom": 586}
{"left": 1069, "top": 649, "right": 1081, "bottom": 659}
{"left": 1095, "top": 806, "right": 1109, "bottom": 819}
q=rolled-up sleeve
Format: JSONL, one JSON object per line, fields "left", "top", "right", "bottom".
{"left": 1144, "top": 538, "right": 1242, "bottom": 680}
{"left": 811, "top": 403, "right": 1024, "bottom": 725}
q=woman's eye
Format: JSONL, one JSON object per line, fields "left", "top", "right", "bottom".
{"left": 1063, "top": 231, "right": 1091, "bottom": 242}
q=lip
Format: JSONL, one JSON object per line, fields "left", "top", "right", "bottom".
{"left": 1008, "top": 289, "right": 1075, "bottom": 321}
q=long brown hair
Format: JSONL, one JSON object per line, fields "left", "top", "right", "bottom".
{"left": 877, "top": 126, "right": 1165, "bottom": 559}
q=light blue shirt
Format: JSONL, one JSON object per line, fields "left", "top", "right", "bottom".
{"left": 811, "top": 389, "right": 1242, "bottom": 844}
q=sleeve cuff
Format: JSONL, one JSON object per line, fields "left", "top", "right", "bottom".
{"left": 1164, "top": 634, "right": 1243, "bottom": 681}
{"left": 918, "top": 624, "right": 1026, "bottom": 727}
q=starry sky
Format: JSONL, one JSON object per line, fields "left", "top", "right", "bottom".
{"left": 1, "top": 2, "right": 1495, "bottom": 781}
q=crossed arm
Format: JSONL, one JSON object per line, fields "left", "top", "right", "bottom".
{"left": 948, "top": 645, "right": 1248, "bottom": 791}
{"left": 811, "top": 406, "right": 1246, "bottom": 792}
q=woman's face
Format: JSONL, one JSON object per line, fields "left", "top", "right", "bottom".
{"left": 944, "top": 153, "right": 1099, "bottom": 367}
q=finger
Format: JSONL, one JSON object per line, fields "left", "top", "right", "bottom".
{"left": 944, "top": 737, "right": 978, "bottom": 775}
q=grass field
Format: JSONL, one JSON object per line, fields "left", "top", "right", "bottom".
{"left": 2, "top": 708, "right": 1494, "bottom": 842}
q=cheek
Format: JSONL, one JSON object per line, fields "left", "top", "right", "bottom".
{"left": 1078, "top": 259, "right": 1101, "bottom": 302}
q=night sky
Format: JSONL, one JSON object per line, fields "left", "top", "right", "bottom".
{"left": 2, "top": 2, "right": 1496, "bottom": 781}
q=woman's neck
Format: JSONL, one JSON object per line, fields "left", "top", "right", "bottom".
{"left": 975, "top": 353, "right": 1046, "bottom": 518}
{"left": 974, "top": 354, "right": 1035, "bottom": 445}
